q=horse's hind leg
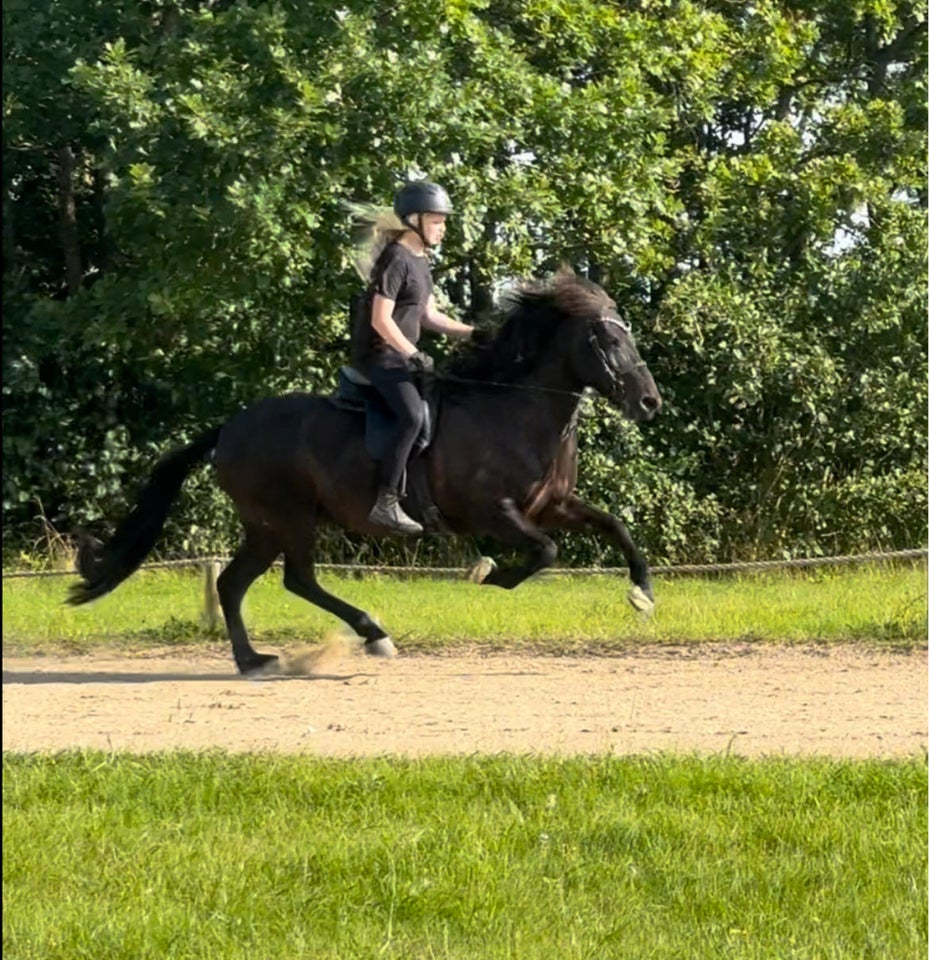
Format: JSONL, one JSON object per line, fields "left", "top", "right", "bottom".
{"left": 539, "top": 495, "right": 654, "bottom": 613}
{"left": 217, "top": 526, "right": 281, "bottom": 674}
{"left": 280, "top": 531, "right": 397, "bottom": 658}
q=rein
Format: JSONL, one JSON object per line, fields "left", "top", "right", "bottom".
{"left": 443, "top": 316, "right": 642, "bottom": 400}
{"left": 440, "top": 373, "right": 584, "bottom": 399}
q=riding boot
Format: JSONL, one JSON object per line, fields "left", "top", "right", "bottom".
{"left": 368, "top": 488, "right": 423, "bottom": 535}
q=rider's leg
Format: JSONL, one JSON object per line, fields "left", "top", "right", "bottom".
{"left": 366, "top": 367, "right": 425, "bottom": 534}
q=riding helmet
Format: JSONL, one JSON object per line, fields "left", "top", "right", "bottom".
{"left": 393, "top": 181, "right": 453, "bottom": 220}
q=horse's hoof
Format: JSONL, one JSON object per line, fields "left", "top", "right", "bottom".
{"left": 467, "top": 557, "right": 497, "bottom": 583}
{"left": 628, "top": 585, "right": 655, "bottom": 615}
{"left": 365, "top": 637, "right": 397, "bottom": 658}
{"left": 238, "top": 653, "right": 280, "bottom": 676}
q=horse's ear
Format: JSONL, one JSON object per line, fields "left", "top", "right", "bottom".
{"left": 554, "top": 263, "right": 576, "bottom": 283}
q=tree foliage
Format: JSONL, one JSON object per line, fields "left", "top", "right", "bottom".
{"left": 4, "top": 0, "right": 926, "bottom": 564}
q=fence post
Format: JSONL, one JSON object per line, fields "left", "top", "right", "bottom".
{"left": 202, "top": 561, "right": 222, "bottom": 629}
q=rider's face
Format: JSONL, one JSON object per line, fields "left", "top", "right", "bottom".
{"left": 420, "top": 213, "right": 447, "bottom": 247}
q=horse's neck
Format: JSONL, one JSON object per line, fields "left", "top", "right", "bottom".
{"left": 462, "top": 376, "right": 581, "bottom": 453}
{"left": 519, "top": 358, "right": 583, "bottom": 427}
{"left": 520, "top": 383, "right": 580, "bottom": 437}
{"left": 439, "top": 354, "right": 583, "bottom": 454}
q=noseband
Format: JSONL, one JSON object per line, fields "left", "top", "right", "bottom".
{"left": 587, "top": 316, "right": 647, "bottom": 395}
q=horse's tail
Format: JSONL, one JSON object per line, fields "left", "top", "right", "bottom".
{"left": 67, "top": 425, "right": 222, "bottom": 606}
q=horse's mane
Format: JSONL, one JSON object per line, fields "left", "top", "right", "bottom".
{"left": 448, "top": 269, "right": 616, "bottom": 382}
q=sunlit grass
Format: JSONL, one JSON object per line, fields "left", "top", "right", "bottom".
{"left": 4, "top": 751, "right": 926, "bottom": 960}
{"left": 2, "top": 562, "right": 925, "bottom": 656}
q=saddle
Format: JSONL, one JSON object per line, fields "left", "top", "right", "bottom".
{"left": 327, "top": 367, "right": 447, "bottom": 532}
{"left": 328, "top": 366, "right": 433, "bottom": 460}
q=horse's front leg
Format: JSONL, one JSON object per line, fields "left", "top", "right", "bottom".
{"left": 538, "top": 495, "right": 655, "bottom": 613}
{"left": 480, "top": 498, "right": 558, "bottom": 590}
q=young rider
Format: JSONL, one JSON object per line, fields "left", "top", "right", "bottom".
{"left": 351, "top": 181, "right": 475, "bottom": 534}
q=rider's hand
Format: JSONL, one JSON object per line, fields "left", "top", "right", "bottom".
{"left": 470, "top": 327, "right": 494, "bottom": 347}
{"left": 408, "top": 350, "right": 435, "bottom": 375}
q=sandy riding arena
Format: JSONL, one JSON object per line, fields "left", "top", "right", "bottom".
{"left": 3, "top": 643, "right": 926, "bottom": 758}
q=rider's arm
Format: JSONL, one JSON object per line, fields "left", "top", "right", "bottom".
{"left": 421, "top": 295, "right": 474, "bottom": 337}
{"left": 371, "top": 293, "right": 418, "bottom": 357}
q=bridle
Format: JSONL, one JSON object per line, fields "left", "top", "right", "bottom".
{"left": 587, "top": 316, "right": 647, "bottom": 397}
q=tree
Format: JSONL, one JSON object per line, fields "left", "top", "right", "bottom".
{"left": 4, "top": 0, "right": 925, "bottom": 563}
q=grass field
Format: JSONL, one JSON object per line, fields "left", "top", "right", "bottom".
{"left": 2, "top": 562, "right": 925, "bottom": 656}
{"left": 4, "top": 564, "right": 926, "bottom": 958}
{"left": 3, "top": 751, "right": 926, "bottom": 960}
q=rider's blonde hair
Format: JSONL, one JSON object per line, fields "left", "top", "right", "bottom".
{"left": 343, "top": 201, "right": 406, "bottom": 282}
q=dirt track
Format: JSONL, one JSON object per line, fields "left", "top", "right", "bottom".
{"left": 3, "top": 642, "right": 926, "bottom": 758}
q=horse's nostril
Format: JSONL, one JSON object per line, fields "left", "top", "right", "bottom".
{"left": 641, "top": 395, "right": 660, "bottom": 413}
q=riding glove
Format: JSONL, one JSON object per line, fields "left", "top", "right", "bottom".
{"left": 408, "top": 350, "right": 435, "bottom": 375}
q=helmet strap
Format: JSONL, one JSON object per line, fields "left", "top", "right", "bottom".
{"left": 404, "top": 213, "right": 432, "bottom": 249}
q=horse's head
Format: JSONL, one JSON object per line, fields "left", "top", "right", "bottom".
{"left": 450, "top": 268, "right": 661, "bottom": 421}
{"left": 549, "top": 271, "right": 662, "bottom": 421}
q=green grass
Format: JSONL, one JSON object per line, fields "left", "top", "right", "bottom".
{"left": 4, "top": 569, "right": 926, "bottom": 957}
{"left": 3, "top": 751, "right": 925, "bottom": 960}
{"left": 2, "top": 562, "right": 926, "bottom": 656}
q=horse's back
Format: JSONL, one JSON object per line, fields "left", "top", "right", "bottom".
{"left": 213, "top": 391, "right": 372, "bottom": 517}
{"left": 217, "top": 393, "right": 318, "bottom": 456}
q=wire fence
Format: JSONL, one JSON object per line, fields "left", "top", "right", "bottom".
{"left": 3, "top": 547, "right": 926, "bottom": 580}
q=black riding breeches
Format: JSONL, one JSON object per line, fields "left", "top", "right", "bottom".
{"left": 365, "top": 365, "right": 425, "bottom": 492}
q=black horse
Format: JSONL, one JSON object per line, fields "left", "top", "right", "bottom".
{"left": 69, "top": 270, "right": 662, "bottom": 672}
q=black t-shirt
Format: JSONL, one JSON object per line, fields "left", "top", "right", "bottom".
{"left": 352, "top": 242, "right": 433, "bottom": 371}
